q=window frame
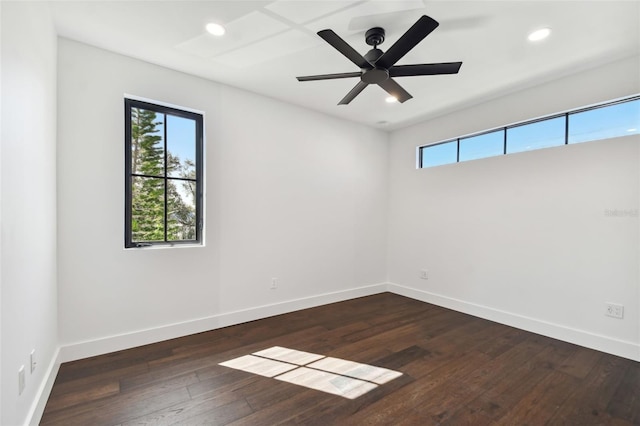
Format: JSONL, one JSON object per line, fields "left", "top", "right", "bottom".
{"left": 124, "top": 98, "right": 204, "bottom": 248}
{"left": 458, "top": 129, "right": 505, "bottom": 162}
{"left": 419, "top": 139, "right": 458, "bottom": 168}
{"left": 418, "top": 94, "right": 639, "bottom": 169}
{"left": 505, "top": 114, "right": 566, "bottom": 154}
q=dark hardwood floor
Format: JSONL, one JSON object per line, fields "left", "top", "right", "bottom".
{"left": 41, "top": 293, "right": 640, "bottom": 425}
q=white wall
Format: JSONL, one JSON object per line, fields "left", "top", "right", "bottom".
{"left": 387, "top": 56, "right": 640, "bottom": 361}
{"left": 2, "top": 5, "right": 637, "bottom": 423}
{"left": 56, "top": 39, "right": 389, "bottom": 358}
{"left": 1, "top": 2, "right": 59, "bottom": 425}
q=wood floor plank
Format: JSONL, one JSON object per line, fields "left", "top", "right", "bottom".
{"left": 494, "top": 370, "right": 581, "bottom": 425}
{"left": 463, "top": 365, "right": 551, "bottom": 422}
{"left": 344, "top": 350, "right": 492, "bottom": 423}
{"left": 225, "top": 388, "right": 335, "bottom": 425}
{"left": 557, "top": 344, "right": 603, "bottom": 378}
{"left": 41, "top": 387, "right": 192, "bottom": 426}
{"left": 42, "top": 369, "right": 200, "bottom": 425}
{"left": 40, "top": 293, "right": 640, "bottom": 425}
{"left": 459, "top": 337, "right": 584, "bottom": 422}
{"left": 285, "top": 373, "right": 416, "bottom": 425}
{"left": 439, "top": 404, "right": 496, "bottom": 426}
{"left": 44, "top": 380, "right": 120, "bottom": 413}
{"left": 548, "top": 354, "right": 631, "bottom": 424}
{"left": 606, "top": 360, "right": 640, "bottom": 423}
{"left": 53, "top": 346, "right": 169, "bottom": 385}
{"left": 50, "top": 361, "right": 149, "bottom": 394}
{"left": 476, "top": 326, "right": 529, "bottom": 359}
{"left": 122, "top": 391, "right": 251, "bottom": 426}
{"left": 165, "top": 398, "right": 254, "bottom": 426}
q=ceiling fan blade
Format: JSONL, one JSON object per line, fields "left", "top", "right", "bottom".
{"left": 389, "top": 62, "right": 462, "bottom": 77}
{"left": 378, "top": 78, "right": 412, "bottom": 103}
{"left": 318, "top": 29, "right": 373, "bottom": 70}
{"left": 338, "top": 81, "right": 369, "bottom": 105}
{"left": 297, "top": 72, "right": 362, "bottom": 82}
{"left": 376, "top": 15, "right": 439, "bottom": 69}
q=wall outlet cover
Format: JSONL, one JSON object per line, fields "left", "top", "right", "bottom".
{"left": 605, "top": 303, "right": 624, "bottom": 319}
{"left": 30, "top": 349, "right": 36, "bottom": 373}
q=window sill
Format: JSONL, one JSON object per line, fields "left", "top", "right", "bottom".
{"left": 124, "top": 242, "right": 204, "bottom": 250}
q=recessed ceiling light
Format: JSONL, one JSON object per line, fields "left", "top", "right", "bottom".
{"left": 528, "top": 27, "right": 551, "bottom": 42}
{"left": 385, "top": 96, "right": 398, "bottom": 103}
{"left": 206, "top": 23, "right": 226, "bottom": 36}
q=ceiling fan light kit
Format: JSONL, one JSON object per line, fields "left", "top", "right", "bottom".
{"left": 296, "top": 15, "right": 463, "bottom": 105}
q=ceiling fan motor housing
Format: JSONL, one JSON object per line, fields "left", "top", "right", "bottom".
{"left": 361, "top": 68, "right": 389, "bottom": 84}
{"left": 364, "top": 48, "right": 384, "bottom": 64}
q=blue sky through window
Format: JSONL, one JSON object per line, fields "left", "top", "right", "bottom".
{"left": 569, "top": 99, "right": 639, "bottom": 144}
{"left": 167, "top": 114, "right": 196, "bottom": 178}
{"left": 506, "top": 116, "right": 565, "bottom": 154}
{"left": 459, "top": 130, "right": 504, "bottom": 162}
{"left": 419, "top": 96, "right": 638, "bottom": 169}
{"left": 421, "top": 141, "right": 457, "bottom": 168}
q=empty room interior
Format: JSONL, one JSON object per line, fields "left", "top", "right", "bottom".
{"left": 1, "top": 0, "right": 639, "bottom": 425}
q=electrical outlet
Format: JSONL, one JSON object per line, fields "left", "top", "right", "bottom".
{"left": 605, "top": 303, "right": 624, "bottom": 319}
{"left": 271, "top": 277, "right": 277, "bottom": 290}
{"left": 420, "top": 269, "right": 429, "bottom": 280}
{"left": 30, "top": 350, "right": 37, "bottom": 373}
{"left": 18, "top": 366, "right": 25, "bottom": 395}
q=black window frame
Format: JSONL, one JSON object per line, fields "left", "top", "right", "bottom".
{"left": 124, "top": 98, "right": 204, "bottom": 248}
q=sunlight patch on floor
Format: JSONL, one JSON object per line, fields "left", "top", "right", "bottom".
{"left": 219, "top": 346, "right": 402, "bottom": 399}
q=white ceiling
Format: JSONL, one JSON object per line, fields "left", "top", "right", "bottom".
{"left": 50, "top": 0, "right": 640, "bottom": 130}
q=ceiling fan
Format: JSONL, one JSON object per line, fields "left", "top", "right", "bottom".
{"left": 296, "top": 15, "right": 462, "bottom": 105}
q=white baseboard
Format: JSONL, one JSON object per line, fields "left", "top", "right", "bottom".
{"left": 25, "top": 347, "right": 61, "bottom": 426}
{"left": 59, "top": 283, "right": 387, "bottom": 363}
{"left": 387, "top": 283, "right": 640, "bottom": 362}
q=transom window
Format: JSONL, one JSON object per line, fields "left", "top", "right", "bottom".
{"left": 419, "top": 95, "right": 639, "bottom": 168}
{"left": 125, "top": 98, "right": 203, "bottom": 248}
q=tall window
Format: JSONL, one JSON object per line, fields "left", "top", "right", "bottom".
{"left": 125, "top": 98, "right": 203, "bottom": 248}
